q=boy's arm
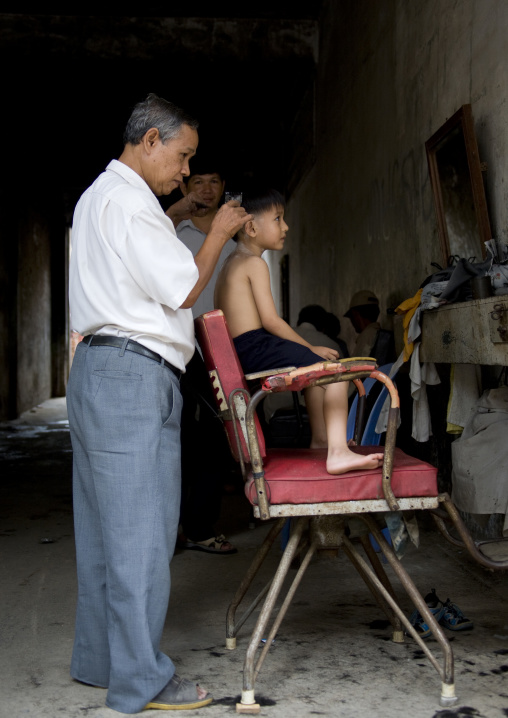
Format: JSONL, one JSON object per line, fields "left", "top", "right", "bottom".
{"left": 248, "top": 258, "right": 339, "bottom": 361}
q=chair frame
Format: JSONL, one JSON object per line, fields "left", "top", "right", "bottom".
{"left": 194, "top": 310, "right": 508, "bottom": 715}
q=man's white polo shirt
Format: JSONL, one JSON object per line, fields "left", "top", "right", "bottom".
{"left": 70, "top": 160, "right": 198, "bottom": 372}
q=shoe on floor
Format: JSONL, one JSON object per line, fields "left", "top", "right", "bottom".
{"left": 439, "top": 597, "right": 474, "bottom": 631}
{"left": 145, "top": 674, "right": 213, "bottom": 710}
{"left": 409, "top": 588, "right": 445, "bottom": 639}
{"left": 181, "top": 534, "right": 237, "bottom": 554}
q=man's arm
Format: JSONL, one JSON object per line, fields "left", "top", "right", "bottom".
{"left": 180, "top": 203, "right": 252, "bottom": 309}
{"left": 248, "top": 258, "right": 339, "bottom": 361}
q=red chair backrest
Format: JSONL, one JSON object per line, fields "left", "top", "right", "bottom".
{"left": 195, "top": 310, "right": 266, "bottom": 463}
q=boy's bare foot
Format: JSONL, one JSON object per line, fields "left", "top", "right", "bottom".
{"left": 326, "top": 448, "right": 383, "bottom": 475}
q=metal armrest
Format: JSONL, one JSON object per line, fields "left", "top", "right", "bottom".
{"left": 245, "top": 366, "right": 296, "bottom": 381}
{"left": 261, "top": 359, "right": 378, "bottom": 393}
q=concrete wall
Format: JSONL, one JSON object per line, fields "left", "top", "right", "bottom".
{"left": 284, "top": 0, "right": 508, "bottom": 343}
{"left": 0, "top": 196, "right": 55, "bottom": 419}
{"left": 0, "top": 188, "right": 17, "bottom": 418}
{"left": 16, "top": 210, "right": 52, "bottom": 415}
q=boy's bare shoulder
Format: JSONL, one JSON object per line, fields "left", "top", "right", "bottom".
{"left": 222, "top": 251, "right": 266, "bottom": 275}
{"left": 238, "top": 253, "right": 267, "bottom": 273}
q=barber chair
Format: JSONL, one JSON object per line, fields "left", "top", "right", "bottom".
{"left": 194, "top": 309, "right": 508, "bottom": 715}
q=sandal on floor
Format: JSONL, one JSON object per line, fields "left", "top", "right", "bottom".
{"left": 439, "top": 598, "right": 474, "bottom": 631}
{"left": 409, "top": 588, "right": 446, "bottom": 639}
{"left": 145, "top": 674, "right": 213, "bottom": 710}
{"left": 182, "top": 534, "right": 237, "bottom": 554}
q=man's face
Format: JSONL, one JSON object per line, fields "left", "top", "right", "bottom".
{"left": 183, "top": 172, "right": 225, "bottom": 213}
{"left": 144, "top": 124, "right": 198, "bottom": 196}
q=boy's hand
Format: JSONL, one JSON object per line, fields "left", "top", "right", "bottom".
{"left": 211, "top": 202, "right": 252, "bottom": 241}
{"left": 312, "top": 346, "right": 340, "bottom": 361}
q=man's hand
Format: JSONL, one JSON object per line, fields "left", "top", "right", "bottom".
{"left": 179, "top": 201, "right": 253, "bottom": 309}
{"left": 165, "top": 190, "right": 209, "bottom": 226}
{"left": 210, "top": 201, "right": 252, "bottom": 242}
{"left": 312, "top": 346, "right": 340, "bottom": 361}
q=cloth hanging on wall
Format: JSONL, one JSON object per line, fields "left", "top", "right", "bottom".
{"left": 446, "top": 364, "right": 482, "bottom": 434}
{"left": 451, "top": 387, "right": 508, "bottom": 536}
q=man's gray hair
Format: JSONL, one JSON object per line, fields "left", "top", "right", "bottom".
{"left": 123, "top": 93, "right": 199, "bottom": 146}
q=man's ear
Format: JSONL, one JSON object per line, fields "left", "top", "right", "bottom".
{"left": 143, "top": 128, "right": 160, "bottom": 152}
{"left": 181, "top": 181, "right": 189, "bottom": 197}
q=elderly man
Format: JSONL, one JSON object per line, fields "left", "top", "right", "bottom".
{"left": 67, "top": 93, "right": 250, "bottom": 713}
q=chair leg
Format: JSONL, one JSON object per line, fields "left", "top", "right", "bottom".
{"left": 237, "top": 517, "right": 312, "bottom": 714}
{"left": 227, "top": 517, "right": 286, "bottom": 649}
{"left": 432, "top": 494, "right": 508, "bottom": 570}
{"left": 359, "top": 515, "right": 458, "bottom": 707}
{"left": 341, "top": 536, "right": 404, "bottom": 641}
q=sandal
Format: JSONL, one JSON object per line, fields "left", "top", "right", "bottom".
{"left": 409, "top": 588, "right": 446, "bottom": 639}
{"left": 439, "top": 598, "right": 474, "bottom": 631}
{"left": 182, "top": 534, "right": 237, "bottom": 554}
{"left": 145, "top": 674, "right": 213, "bottom": 710}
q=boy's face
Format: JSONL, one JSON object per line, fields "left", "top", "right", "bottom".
{"left": 252, "top": 205, "right": 288, "bottom": 251}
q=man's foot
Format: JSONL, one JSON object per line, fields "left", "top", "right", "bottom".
{"left": 145, "top": 674, "right": 213, "bottom": 710}
{"left": 326, "top": 447, "right": 383, "bottom": 475}
{"left": 181, "top": 534, "right": 237, "bottom": 554}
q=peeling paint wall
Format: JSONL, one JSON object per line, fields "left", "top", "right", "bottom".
{"left": 285, "top": 0, "right": 508, "bottom": 346}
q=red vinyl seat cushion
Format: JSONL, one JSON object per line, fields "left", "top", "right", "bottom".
{"left": 245, "top": 446, "right": 438, "bottom": 505}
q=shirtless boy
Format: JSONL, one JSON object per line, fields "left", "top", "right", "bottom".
{"left": 214, "top": 188, "right": 383, "bottom": 475}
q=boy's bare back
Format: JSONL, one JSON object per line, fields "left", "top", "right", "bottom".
{"left": 214, "top": 250, "right": 268, "bottom": 338}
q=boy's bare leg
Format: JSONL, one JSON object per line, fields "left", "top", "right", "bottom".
{"left": 322, "top": 382, "right": 383, "bottom": 475}
{"left": 304, "top": 386, "right": 328, "bottom": 448}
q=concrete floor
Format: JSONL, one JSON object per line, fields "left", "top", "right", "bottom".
{"left": 1, "top": 398, "right": 508, "bottom": 718}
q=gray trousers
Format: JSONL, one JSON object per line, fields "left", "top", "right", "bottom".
{"left": 67, "top": 340, "right": 182, "bottom": 713}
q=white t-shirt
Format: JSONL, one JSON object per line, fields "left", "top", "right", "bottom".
{"left": 69, "top": 160, "right": 199, "bottom": 372}
{"left": 176, "top": 218, "right": 235, "bottom": 318}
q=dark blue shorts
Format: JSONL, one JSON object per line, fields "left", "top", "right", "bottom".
{"left": 233, "top": 328, "right": 323, "bottom": 375}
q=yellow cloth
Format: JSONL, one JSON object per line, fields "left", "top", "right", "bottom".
{"left": 395, "top": 288, "right": 423, "bottom": 362}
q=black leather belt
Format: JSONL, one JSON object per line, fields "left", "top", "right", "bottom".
{"left": 83, "top": 335, "right": 181, "bottom": 379}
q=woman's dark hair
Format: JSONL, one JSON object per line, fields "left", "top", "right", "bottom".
{"left": 297, "top": 304, "right": 328, "bottom": 329}
{"left": 323, "top": 311, "right": 342, "bottom": 340}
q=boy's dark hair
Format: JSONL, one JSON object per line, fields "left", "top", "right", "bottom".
{"left": 241, "top": 187, "right": 286, "bottom": 217}
{"left": 233, "top": 187, "right": 286, "bottom": 242}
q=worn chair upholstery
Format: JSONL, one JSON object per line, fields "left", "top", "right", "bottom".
{"left": 194, "top": 309, "right": 508, "bottom": 715}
